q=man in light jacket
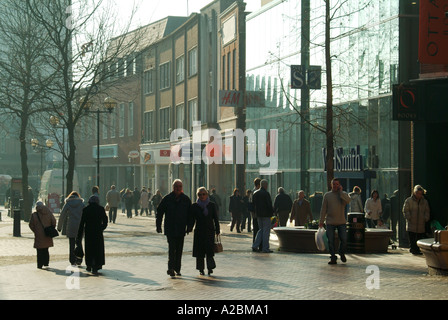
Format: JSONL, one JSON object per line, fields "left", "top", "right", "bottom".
{"left": 403, "top": 185, "right": 430, "bottom": 255}
{"left": 319, "top": 178, "right": 351, "bottom": 265}
{"left": 106, "top": 185, "right": 121, "bottom": 223}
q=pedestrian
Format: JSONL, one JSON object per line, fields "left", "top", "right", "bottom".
{"left": 403, "top": 185, "right": 430, "bottom": 255}
{"left": 57, "top": 191, "right": 85, "bottom": 266}
{"left": 364, "top": 190, "right": 382, "bottom": 228}
{"left": 252, "top": 179, "right": 274, "bottom": 253}
{"left": 389, "top": 190, "right": 399, "bottom": 241}
{"left": 140, "top": 187, "right": 150, "bottom": 216}
{"left": 133, "top": 187, "right": 141, "bottom": 216}
{"left": 273, "top": 187, "right": 293, "bottom": 227}
{"left": 120, "top": 188, "right": 126, "bottom": 213}
{"left": 147, "top": 188, "right": 153, "bottom": 215}
{"left": 156, "top": 179, "right": 192, "bottom": 277}
{"left": 319, "top": 178, "right": 351, "bottom": 264}
{"left": 29, "top": 201, "right": 56, "bottom": 269}
{"left": 91, "top": 186, "right": 100, "bottom": 203}
{"left": 188, "top": 187, "right": 220, "bottom": 276}
{"left": 151, "top": 189, "right": 162, "bottom": 214}
{"left": 76, "top": 195, "right": 108, "bottom": 275}
{"left": 381, "top": 193, "right": 391, "bottom": 224}
{"left": 229, "top": 188, "right": 244, "bottom": 233}
{"left": 289, "top": 190, "right": 313, "bottom": 226}
{"left": 250, "top": 178, "right": 261, "bottom": 248}
{"left": 106, "top": 185, "right": 120, "bottom": 223}
{"left": 209, "top": 188, "right": 222, "bottom": 216}
{"left": 241, "top": 189, "right": 252, "bottom": 232}
{"left": 123, "top": 188, "right": 134, "bottom": 218}
{"left": 348, "top": 186, "right": 363, "bottom": 213}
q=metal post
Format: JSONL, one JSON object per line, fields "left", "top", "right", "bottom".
{"left": 13, "top": 209, "right": 21, "bottom": 237}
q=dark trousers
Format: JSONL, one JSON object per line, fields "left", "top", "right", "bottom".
{"left": 241, "top": 212, "right": 252, "bottom": 231}
{"left": 69, "top": 238, "right": 82, "bottom": 265}
{"left": 36, "top": 248, "right": 49, "bottom": 268}
{"left": 167, "top": 236, "right": 185, "bottom": 273}
{"left": 196, "top": 256, "right": 216, "bottom": 271}
{"left": 408, "top": 231, "right": 424, "bottom": 254}
{"left": 109, "top": 207, "right": 117, "bottom": 223}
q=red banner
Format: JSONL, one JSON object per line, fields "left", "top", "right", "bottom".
{"left": 419, "top": 0, "right": 448, "bottom": 64}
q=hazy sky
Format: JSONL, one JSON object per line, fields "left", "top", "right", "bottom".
{"left": 115, "top": 0, "right": 261, "bottom": 28}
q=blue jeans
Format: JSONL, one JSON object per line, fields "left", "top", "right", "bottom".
{"left": 253, "top": 217, "right": 271, "bottom": 252}
{"left": 326, "top": 224, "right": 347, "bottom": 259}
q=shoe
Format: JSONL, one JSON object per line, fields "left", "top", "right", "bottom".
{"left": 199, "top": 270, "right": 205, "bottom": 275}
{"left": 208, "top": 269, "right": 213, "bottom": 275}
{"left": 328, "top": 258, "right": 337, "bottom": 265}
{"left": 252, "top": 247, "right": 260, "bottom": 252}
{"left": 262, "top": 250, "right": 273, "bottom": 253}
{"left": 175, "top": 270, "right": 182, "bottom": 276}
{"left": 340, "top": 254, "right": 347, "bottom": 263}
{"left": 167, "top": 269, "right": 175, "bottom": 277}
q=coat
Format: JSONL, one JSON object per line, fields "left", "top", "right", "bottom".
{"left": 140, "top": 190, "right": 149, "bottom": 209}
{"left": 274, "top": 192, "right": 293, "bottom": 213}
{"left": 364, "top": 198, "right": 382, "bottom": 220}
{"left": 29, "top": 205, "right": 56, "bottom": 249}
{"left": 290, "top": 198, "right": 313, "bottom": 226}
{"left": 106, "top": 189, "right": 121, "bottom": 207}
{"left": 58, "top": 196, "right": 85, "bottom": 238}
{"left": 253, "top": 187, "right": 274, "bottom": 218}
{"left": 76, "top": 202, "right": 108, "bottom": 267}
{"left": 403, "top": 195, "right": 430, "bottom": 233}
{"left": 349, "top": 192, "right": 363, "bottom": 213}
{"left": 156, "top": 192, "right": 192, "bottom": 237}
{"left": 229, "top": 195, "right": 244, "bottom": 218}
{"left": 189, "top": 201, "right": 220, "bottom": 258}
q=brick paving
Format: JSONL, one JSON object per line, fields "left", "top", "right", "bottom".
{"left": 1, "top": 206, "right": 448, "bottom": 303}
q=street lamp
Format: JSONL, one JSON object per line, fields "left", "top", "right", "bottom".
{"left": 30, "top": 138, "right": 54, "bottom": 178}
{"left": 82, "top": 96, "right": 117, "bottom": 188}
{"left": 49, "top": 116, "right": 66, "bottom": 198}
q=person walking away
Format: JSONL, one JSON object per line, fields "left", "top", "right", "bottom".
{"left": 289, "top": 190, "right": 313, "bottom": 226}
{"left": 364, "top": 190, "right": 382, "bottom": 228}
{"left": 29, "top": 202, "right": 56, "bottom": 269}
{"left": 76, "top": 195, "right": 108, "bottom": 274}
{"left": 209, "top": 188, "right": 222, "bottom": 217}
{"left": 381, "top": 193, "right": 391, "bottom": 225}
{"left": 123, "top": 188, "right": 134, "bottom": 218}
{"left": 188, "top": 187, "right": 220, "bottom": 276}
{"left": 151, "top": 189, "right": 162, "bottom": 215}
{"left": 403, "top": 185, "right": 430, "bottom": 255}
{"left": 147, "top": 188, "right": 153, "bottom": 215}
{"left": 273, "top": 187, "right": 293, "bottom": 227}
{"left": 252, "top": 179, "right": 274, "bottom": 253}
{"left": 133, "top": 187, "right": 141, "bottom": 216}
{"left": 140, "top": 187, "right": 150, "bottom": 216}
{"left": 319, "top": 178, "right": 351, "bottom": 264}
{"left": 106, "top": 185, "right": 120, "bottom": 223}
{"left": 58, "top": 191, "right": 85, "bottom": 266}
{"left": 229, "top": 188, "right": 244, "bottom": 233}
{"left": 241, "top": 190, "right": 252, "bottom": 232}
{"left": 348, "top": 186, "right": 363, "bottom": 213}
{"left": 156, "top": 179, "right": 192, "bottom": 277}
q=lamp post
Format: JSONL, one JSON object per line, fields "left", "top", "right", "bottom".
{"left": 49, "top": 116, "right": 66, "bottom": 198}
{"left": 30, "top": 138, "right": 54, "bottom": 178}
{"left": 82, "top": 96, "right": 117, "bottom": 189}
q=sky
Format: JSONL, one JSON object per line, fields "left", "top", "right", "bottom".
{"left": 113, "top": 0, "right": 261, "bottom": 29}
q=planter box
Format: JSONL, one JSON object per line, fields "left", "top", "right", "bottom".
{"left": 273, "top": 227, "right": 393, "bottom": 254}
{"left": 418, "top": 237, "right": 448, "bottom": 276}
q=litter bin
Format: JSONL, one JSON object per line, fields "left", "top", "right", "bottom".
{"left": 13, "top": 209, "right": 21, "bottom": 237}
{"left": 347, "top": 212, "right": 365, "bottom": 253}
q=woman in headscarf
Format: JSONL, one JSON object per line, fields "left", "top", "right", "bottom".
{"left": 29, "top": 201, "right": 56, "bottom": 269}
{"left": 76, "top": 195, "right": 108, "bottom": 274}
{"left": 188, "top": 187, "right": 220, "bottom": 276}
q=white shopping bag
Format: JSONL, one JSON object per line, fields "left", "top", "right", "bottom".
{"left": 315, "top": 227, "right": 327, "bottom": 251}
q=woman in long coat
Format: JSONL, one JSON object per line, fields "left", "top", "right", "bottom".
{"left": 58, "top": 191, "right": 84, "bottom": 266}
{"left": 189, "top": 187, "right": 220, "bottom": 276}
{"left": 29, "top": 202, "right": 56, "bottom": 269}
{"left": 76, "top": 195, "right": 108, "bottom": 274}
{"left": 229, "top": 188, "right": 244, "bottom": 233}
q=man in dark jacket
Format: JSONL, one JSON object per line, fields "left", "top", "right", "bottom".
{"left": 156, "top": 179, "right": 192, "bottom": 277}
{"left": 252, "top": 179, "right": 274, "bottom": 253}
{"left": 273, "top": 187, "right": 293, "bottom": 226}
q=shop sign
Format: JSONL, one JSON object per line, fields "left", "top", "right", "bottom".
{"left": 322, "top": 145, "right": 364, "bottom": 172}
{"left": 392, "top": 85, "right": 419, "bottom": 121}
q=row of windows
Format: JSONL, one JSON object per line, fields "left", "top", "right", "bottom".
{"left": 144, "top": 47, "right": 198, "bottom": 95}
{"left": 79, "top": 102, "right": 134, "bottom": 141}
{"left": 143, "top": 98, "right": 198, "bottom": 143}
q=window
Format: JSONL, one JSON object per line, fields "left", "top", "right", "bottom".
{"left": 119, "top": 103, "right": 125, "bottom": 137}
{"left": 159, "top": 107, "right": 171, "bottom": 140}
{"left": 188, "top": 47, "right": 198, "bottom": 77}
{"left": 176, "top": 55, "right": 185, "bottom": 83}
{"left": 188, "top": 99, "right": 198, "bottom": 130}
{"left": 128, "top": 102, "right": 134, "bottom": 136}
{"left": 176, "top": 103, "right": 184, "bottom": 129}
{"left": 144, "top": 111, "right": 154, "bottom": 142}
{"left": 144, "top": 69, "right": 154, "bottom": 94}
{"left": 110, "top": 111, "right": 116, "bottom": 138}
{"left": 160, "top": 62, "right": 171, "bottom": 90}
{"left": 102, "top": 118, "right": 108, "bottom": 139}
{"left": 232, "top": 49, "right": 236, "bottom": 89}
{"left": 222, "top": 55, "right": 226, "bottom": 89}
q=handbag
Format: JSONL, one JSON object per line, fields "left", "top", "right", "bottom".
{"left": 36, "top": 212, "right": 59, "bottom": 238}
{"left": 214, "top": 234, "right": 223, "bottom": 253}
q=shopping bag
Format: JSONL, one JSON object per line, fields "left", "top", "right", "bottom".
{"left": 315, "top": 227, "right": 327, "bottom": 251}
{"left": 214, "top": 234, "right": 223, "bottom": 253}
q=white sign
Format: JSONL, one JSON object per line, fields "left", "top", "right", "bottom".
{"left": 128, "top": 150, "right": 140, "bottom": 159}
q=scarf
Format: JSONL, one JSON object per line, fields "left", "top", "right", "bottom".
{"left": 197, "top": 197, "right": 210, "bottom": 216}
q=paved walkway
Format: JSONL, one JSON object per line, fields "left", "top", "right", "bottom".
{"left": 1, "top": 206, "right": 448, "bottom": 303}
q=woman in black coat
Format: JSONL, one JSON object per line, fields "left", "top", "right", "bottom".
{"left": 76, "top": 195, "right": 108, "bottom": 274}
{"left": 229, "top": 188, "right": 244, "bottom": 233}
{"left": 189, "top": 187, "right": 220, "bottom": 276}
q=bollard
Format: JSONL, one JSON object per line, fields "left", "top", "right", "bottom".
{"left": 13, "top": 209, "right": 21, "bottom": 237}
